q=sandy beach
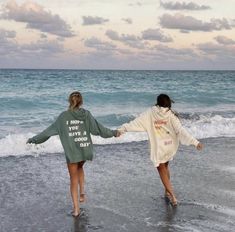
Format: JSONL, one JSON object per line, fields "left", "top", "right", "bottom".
{"left": 0, "top": 137, "right": 234, "bottom": 232}
{"left": 1, "top": 0, "right": 235, "bottom": 229}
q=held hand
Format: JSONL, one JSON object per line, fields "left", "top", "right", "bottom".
{"left": 196, "top": 142, "right": 203, "bottom": 151}
{"left": 115, "top": 130, "right": 121, "bottom": 137}
{"left": 115, "top": 130, "right": 124, "bottom": 137}
{"left": 26, "top": 138, "right": 34, "bottom": 144}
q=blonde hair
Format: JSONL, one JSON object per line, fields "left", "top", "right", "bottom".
{"left": 68, "top": 91, "right": 83, "bottom": 110}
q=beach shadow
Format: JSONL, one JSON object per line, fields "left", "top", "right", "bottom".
{"left": 72, "top": 209, "right": 89, "bottom": 232}
{"left": 163, "top": 196, "right": 178, "bottom": 220}
{"left": 147, "top": 196, "right": 178, "bottom": 232}
{"left": 156, "top": 198, "right": 178, "bottom": 232}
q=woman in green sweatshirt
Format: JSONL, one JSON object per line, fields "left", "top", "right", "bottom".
{"left": 27, "top": 91, "right": 119, "bottom": 217}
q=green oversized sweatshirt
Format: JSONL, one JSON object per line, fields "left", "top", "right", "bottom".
{"left": 28, "top": 108, "right": 117, "bottom": 163}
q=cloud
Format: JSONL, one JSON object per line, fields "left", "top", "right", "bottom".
{"left": 105, "top": 29, "right": 145, "bottom": 49}
{"left": 196, "top": 42, "right": 235, "bottom": 59}
{"left": 154, "top": 44, "right": 196, "bottom": 57}
{"left": 160, "top": 1, "right": 211, "bottom": 11}
{"left": 0, "top": 33, "right": 65, "bottom": 61}
{"left": 137, "top": 44, "right": 198, "bottom": 68}
{"left": 0, "top": 29, "right": 18, "bottom": 55}
{"left": 21, "top": 39, "right": 65, "bottom": 54}
{"left": 83, "top": 37, "right": 133, "bottom": 59}
{"left": 105, "top": 30, "right": 120, "bottom": 40}
{"left": 84, "top": 37, "right": 116, "bottom": 51}
{"left": 121, "top": 18, "right": 133, "bottom": 24}
{"left": 82, "top": 16, "right": 109, "bottom": 25}
{"left": 0, "top": 28, "right": 65, "bottom": 57}
{"left": 0, "top": 38, "right": 68, "bottom": 68}
{"left": 180, "top": 29, "right": 190, "bottom": 33}
{"left": 40, "top": 33, "right": 47, "bottom": 39}
{"left": 214, "top": 36, "right": 235, "bottom": 45}
{"left": 1, "top": 0, "right": 74, "bottom": 37}
{"left": 0, "top": 28, "right": 16, "bottom": 38}
{"left": 160, "top": 13, "right": 233, "bottom": 31}
{"left": 141, "top": 28, "right": 173, "bottom": 42}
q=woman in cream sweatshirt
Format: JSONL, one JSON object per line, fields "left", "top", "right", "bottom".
{"left": 119, "top": 94, "right": 203, "bottom": 206}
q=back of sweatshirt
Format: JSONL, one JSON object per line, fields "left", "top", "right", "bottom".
{"left": 120, "top": 106, "right": 199, "bottom": 167}
{"left": 29, "top": 108, "right": 117, "bottom": 163}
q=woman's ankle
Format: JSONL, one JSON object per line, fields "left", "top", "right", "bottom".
{"left": 165, "top": 190, "right": 170, "bottom": 196}
{"left": 73, "top": 207, "right": 80, "bottom": 213}
{"left": 79, "top": 193, "right": 86, "bottom": 202}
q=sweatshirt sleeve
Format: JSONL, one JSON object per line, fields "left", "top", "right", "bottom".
{"left": 170, "top": 114, "right": 199, "bottom": 146}
{"left": 87, "top": 111, "right": 117, "bottom": 138}
{"left": 119, "top": 111, "right": 148, "bottom": 132}
{"left": 29, "top": 122, "right": 58, "bottom": 144}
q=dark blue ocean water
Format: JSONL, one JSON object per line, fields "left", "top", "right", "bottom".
{"left": 0, "top": 69, "right": 234, "bottom": 156}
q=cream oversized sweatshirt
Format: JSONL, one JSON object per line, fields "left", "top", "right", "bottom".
{"left": 119, "top": 106, "right": 199, "bottom": 167}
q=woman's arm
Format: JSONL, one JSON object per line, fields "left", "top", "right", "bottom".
{"left": 87, "top": 111, "right": 117, "bottom": 138}
{"left": 171, "top": 114, "right": 199, "bottom": 147}
{"left": 119, "top": 111, "right": 148, "bottom": 133}
{"left": 27, "top": 122, "right": 58, "bottom": 144}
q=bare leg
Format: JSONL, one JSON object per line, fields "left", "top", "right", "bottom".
{"left": 164, "top": 162, "right": 171, "bottom": 197}
{"left": 165, "top": 162, "right": 170, "bottom": 179}
{"left": 157, "top": 163, "right": 177, "bottom": 205}
{"left": 67, "top": 163, "right": 80, "bottom": 216}
{"left": 77, "top": 161, "right": 85, "bottom": 202}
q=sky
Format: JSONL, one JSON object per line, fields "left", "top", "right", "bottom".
{"left": 0, "top": 0, "right": 235, "bottom": 70}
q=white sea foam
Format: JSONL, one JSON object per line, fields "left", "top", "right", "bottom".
{"left": 183, "top": 115, "right": 235, "bottom": 139}
{"left": 0, "top": 115, "right": 234, "bottom": 157}
{"left": 0, "top": 132, "right": 147, "bottom": 158}
{"left": 185, "top": 201, "right": 235, "bottom": 217}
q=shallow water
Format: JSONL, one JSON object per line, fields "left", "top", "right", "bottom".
{"left": 1, "top": 70, "right": 235, "bottom": 158}
{"left": 0, "top": 137, "right": 234, "bottom": 232}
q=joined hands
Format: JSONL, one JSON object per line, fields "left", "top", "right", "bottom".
{"left": 115, "top": 130, "right": 124, "bottom": 137}
{"left": 196, "top": 143, "right": 203, "bottom": 151}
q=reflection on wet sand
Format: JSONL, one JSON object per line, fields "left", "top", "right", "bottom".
{"left": 72, "top": 209, "right": 89, "bottom": 232}
{"left": 161, "top": 197, "right": 178, "bottom": 232}
{"left": 1, "top": 138, "right": 235, "bottom": 231}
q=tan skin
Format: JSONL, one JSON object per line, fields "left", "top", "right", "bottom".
{"left": 67, "top": 161, "right": 86, "bottom": 216}
{"left": 157, "top": 143, "right": 203, "bottom": 206}
{"left": 27, "top": 92, "right": 121, "bottom": 217}
{"left": 67, "top": 131, "right": 122, "bottom": 217}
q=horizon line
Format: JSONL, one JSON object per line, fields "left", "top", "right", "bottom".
{"left": 0, "top": 68, "right": 235, "bottom": 71}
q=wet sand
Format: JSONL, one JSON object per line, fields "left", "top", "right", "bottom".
{"left": 0, "top": 137, "right": 235, "bottom": 232}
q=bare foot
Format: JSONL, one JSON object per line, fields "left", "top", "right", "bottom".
{"left": 165, "top": 191, "right": 178, "bottom": 206}
{"left": 170, "top": 196, "right": 178, "bottom": 206}
{"left": 79, "top": 193, "right": 86, "bottom": 203}
{"left": 72, "top": 209, "right": 81, "bottom": 217}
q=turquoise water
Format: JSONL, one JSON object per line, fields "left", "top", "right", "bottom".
{"left": 0, "top": 69, "right": 234, "bottom": 156}
{"left": 0, "top": 69, "right": 235, "bottom": 232}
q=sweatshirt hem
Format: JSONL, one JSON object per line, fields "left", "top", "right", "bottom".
{"left": 152, "top": 157, "right": 174, "bottom": 168}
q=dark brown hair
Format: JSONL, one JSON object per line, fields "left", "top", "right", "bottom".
{"left": 156, "top": 94, "right": 178, "bottom": 117}
{"left": 68, "top": 91, "right": 83, "bottom": 110}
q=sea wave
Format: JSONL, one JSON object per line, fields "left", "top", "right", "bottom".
{"left": 0, "top": 132, "right": 147, "bottom": 158}
{"left": 0, "top": 114, "right": 234, "bottom": 157}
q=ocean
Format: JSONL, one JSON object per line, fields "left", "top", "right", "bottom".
{"left": 0, "top": 69, "right": 234, "bottom": 157}
{"left": 0, "top": 69, "right": 235, "bottom": 232}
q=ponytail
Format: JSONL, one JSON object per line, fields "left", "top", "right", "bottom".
{"left": 68, "top": 91, "right": 83, "bottom": 111}
{"left": 156, "top": 93, "right": 179, "bottom": 118}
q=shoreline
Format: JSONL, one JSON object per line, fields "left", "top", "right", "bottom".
{"left": 0, "top": 136, "right": 234, "bottom": 160}
{"left": 1, "top": 68, "right": 235, "bottom": 71}
{"left": 0, "top": 137, "right": 235, "bottom": 232}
